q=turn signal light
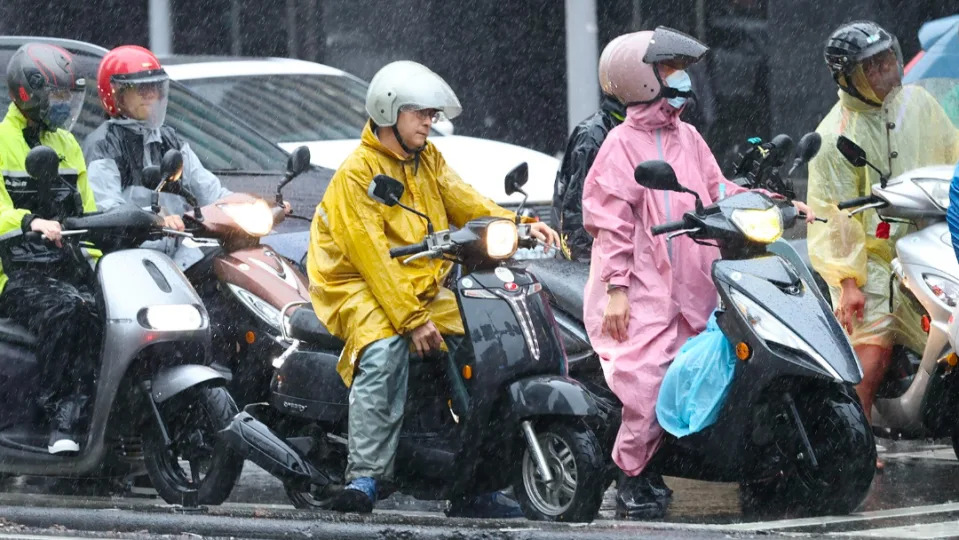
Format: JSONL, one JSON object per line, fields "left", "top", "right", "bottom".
{"left": 921, "top": 315, "right": 931, "bottom": 334}
{"left": 947, "top": 353, "right": 958, "bottom": 367}
{"left": 245, "top": 331, "right": 256, "bottom": 344}
{"left": 735, "top": 342, "right": 752, "bottom": 361}
{"left": 462, "top": 365, "right": 473, "bottom": 380}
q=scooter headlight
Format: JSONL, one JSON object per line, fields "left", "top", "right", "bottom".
{"left": 730, "top": 207, "right": 783, "bottom": 244}
{"left": 219, "top": 199, "right": 274, "bottom": 237}
{"left": 728, "top": 288, "right": 843, "bottom": 381}
{"left": 227, "top": 284, "right": 289, "bottom": 331}
{"left": 486, "top": 219, "right": 518, "bottom": 259}
{"left": 139, "top": 304, "right": 204, "bottom": 331}
{"left": 915, "top": 178, "right": 950, "bottom": 211}
{"left": 922, "top": 273, "right": 959, "bottom": 308}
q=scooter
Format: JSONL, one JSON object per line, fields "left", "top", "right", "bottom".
{"left": 830, "top": 135, "right": 959, "bottom": 455}
{"left": 218, "top": 164, "right": 610, "bottom": 523}
{"left": 0, "top": 146, "right": 244, "bottom": 506}
{"left": 630, "top": 159, "right": 874, "bottom": 515}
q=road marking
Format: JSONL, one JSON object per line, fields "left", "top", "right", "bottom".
{"left": 833, "top": 520, "right": 959, "bottom": 538}
{"left": 722, "top": 502, "right": 959, "bottom": 532}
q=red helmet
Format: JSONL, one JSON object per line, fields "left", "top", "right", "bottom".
{"left": 97, "top": 45, "right": 169, "bottom": 121}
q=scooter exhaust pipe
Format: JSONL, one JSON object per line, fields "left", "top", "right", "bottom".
{"left": 522, "top": 420, "right": 555, "bottom": 485}
{"left": 218, "top": 412, "right": 313, "bottom": 490}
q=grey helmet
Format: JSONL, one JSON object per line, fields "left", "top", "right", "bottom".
{"left": 365, "top": 61, "right": 462, "bottom": 127}
{"left": 7, "top": 43, "right": 86, "bottom": 132}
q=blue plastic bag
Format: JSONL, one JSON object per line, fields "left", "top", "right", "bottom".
{"left": 656, "top": 311, "right": 737, "bottom": 438}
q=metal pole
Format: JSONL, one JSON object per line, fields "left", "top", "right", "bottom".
{"left": 564, "top": 0, "right": 599, "bottom": 134}
{"left": 148, "top": 0, "right": 173, "bottom": 55}
{"left": 231, "top": 0, "right": 243, "bottom": 56}
{"left": 695, "top": 0, "right": 707, "bottom": 41}
{"left": 286, "top": 0, "right": 299, "bottom": 58}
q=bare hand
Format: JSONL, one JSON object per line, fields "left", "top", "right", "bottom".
{"left": 792, "top": 201, "right": 816, "bottom": 224}
{"left": 409, "top": 321, "right": 444, "bottom": 357}
{"left": 528, "top": 221, "right": 561, "bottom": 253}
{"left": 602, "top": 288, "right": 630, "bottom": 342}
{"left": 837, "top": 278, "right": 865, "bottom": 334}
{"left": 30, "top": 218, "right": 62, "bottom": 247}
{"left": 163, "top": 215, "right": 186, "bottom": 232}
{"left": 283, "top": 201, "right": 292, "bottom": 215}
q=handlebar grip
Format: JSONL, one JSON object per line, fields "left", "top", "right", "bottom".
{"left": 389, "top": 241, "right": 428, "bottom": 258}
{"left": 651, "top": 221, "right": 686, "bottom": 236}
{"left": 837, "top": 195, "right": 879, "bottom": 210}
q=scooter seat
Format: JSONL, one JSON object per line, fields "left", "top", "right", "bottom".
{"left": 288, "top": 306, "right": 344, "bottom": 351}
{"left": 524, "top": 258, "right": 589, "bottom": 318}
{"left": 0, "top": 318, "right": 36, "bottom": 348}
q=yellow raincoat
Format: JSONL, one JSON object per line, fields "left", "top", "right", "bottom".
{"left": 308, "top": 121, "right": 518, "bottom": 386}
{"left": 807, "top": 86, "right": 959, "bottom": 348}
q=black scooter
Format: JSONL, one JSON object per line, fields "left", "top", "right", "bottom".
{"left": 218, "top": 164, "right": 609, "bottom": 522}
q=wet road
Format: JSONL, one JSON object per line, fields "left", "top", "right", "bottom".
{"left": 0, "top": 438, "right": 955, "bottom": 538}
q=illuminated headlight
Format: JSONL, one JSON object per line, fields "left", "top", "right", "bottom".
{"left": 227, "top": 284, "right": 288, "bottom": 331}
{"left": 139, "top": 304, "right": 204, "bottom": 331}
{"left": 915, "top": 178, "right": 950, "bottom": 211}
{"left": 923, "top": 273, "right": 959, "bottom": 308}
{"left": 219, "top": 199, "right": 274, "bottom": 236}
{"left": 728, "top": 288, "right": 842, "bottom": 380}
{"left": 486, "top": 219, "right": 518, "bottom": 259}
{"left": 730, "top": 207, "right": 783, "bottom": 244}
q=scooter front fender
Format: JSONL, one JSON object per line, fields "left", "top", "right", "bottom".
{"left": 508, "top": 375, "right": 600, "bottom": 420}
{"left": 150, "top": 364, "right": 226, "bottom": 403}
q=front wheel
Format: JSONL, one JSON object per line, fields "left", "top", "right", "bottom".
{"left": 143, "top": 385, "right": 245, "bottom": 505}
{"left": 512, "top": 421, "right": 605, "bottom": 523}
{"left": 741, "top": 391, "right": 875, "bottom": 516}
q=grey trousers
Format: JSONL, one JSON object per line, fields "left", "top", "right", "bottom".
{"left": 346, "top": 334, "right": 465, "bottom": 482}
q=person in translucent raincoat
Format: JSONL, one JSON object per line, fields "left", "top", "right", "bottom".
{"left": 807, "top": 23, "right": 959, "bottom": 465}
{"left": 581, "top": 28, "right": 813, "bottom": 520}
{"left": 307, "top": 61, "right": 558, "bottom": 515}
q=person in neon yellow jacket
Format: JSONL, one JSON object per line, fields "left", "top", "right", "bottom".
{"left": 0, "top": 44, "right": 100, "bottom": 455}
{"left": 807, "top": 23, "right": 959, "bottom": 469}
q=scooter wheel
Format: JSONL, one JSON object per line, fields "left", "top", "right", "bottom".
{"left": 512, "top": 421, "right": 605, "bottom": 523}
{"left": 143, "top": 385, "right": 245, "bottom": 506}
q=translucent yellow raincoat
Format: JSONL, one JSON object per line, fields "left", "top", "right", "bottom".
{"left": 308, "top": 121, "right": 518, "bottom": 386}
{"left": 807, "top": 86, "right": 959, "bottom": 348}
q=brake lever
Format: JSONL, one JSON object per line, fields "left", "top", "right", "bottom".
{"left": 848, "top": 202, "right": 887, "bottom": 217}
{"left": 402, "top": 248, "right": 443, "bottom": 265}
{"left": 162, "top": 228, "right": 196, "bottom": 238}
{"left": 667, "top": 227, "right": 701, "bottom": 241}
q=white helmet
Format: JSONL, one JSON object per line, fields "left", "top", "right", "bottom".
{"left": 365, "top": 61, "right": 462, "bottom": 127}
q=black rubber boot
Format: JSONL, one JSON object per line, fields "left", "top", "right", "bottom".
{"left": 615, "top": 470, "right": 671, "bottom": 520}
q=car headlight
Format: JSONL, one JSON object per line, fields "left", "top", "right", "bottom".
{"left": 728, "top": 288, "right": 842, "bottom": 380}
{"left": 139, "top": 304, "right": 204, "bottom": 331}
{"left": 730, "top": 207, "right": 783, "bottom": 244}
{"left": 219, "top": 199, "right": 274, "bottom": 236}
{"left": 227, "top": 284, "right": 288, "bottom": 331}
{"left": 923, "top": 273, "right": 959, "bottom": 308}
{"left": 486, "top": 219, "right": 518, "bottom": 259}
{"left": 915, "top": 178, "right": 950, "bottom": 211}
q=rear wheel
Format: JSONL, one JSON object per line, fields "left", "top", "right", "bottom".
{"left": 143, "top": 385, "right": 244, "bottom": 505}
{"left": 741, "top": 391, "right": 875, "bottom": 516}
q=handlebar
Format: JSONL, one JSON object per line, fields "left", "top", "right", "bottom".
{"left": 389, "top": 241, "right": 429, "bottom": 258}
{"left": 651, "top": 220, "right": 687, "bottom": 236}
{"left": 837, "top": 195, "right": 881, "bottom": 210}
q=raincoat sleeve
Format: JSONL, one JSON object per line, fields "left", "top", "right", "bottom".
{"left": 326, "top": 169, "right": 431, "bottom": 335}
{"left": 924, "top": 91, "right": 959, "bottom": 164}
{"left": 86, "top": 158, "right": 125, "bottom": 212}
{"left": 180, "top": 142, "right": 232, "bottom": 207}
{"left": 435, "top": 159, "right": 516, "bottom": 227}
{"left": 0, "top": 155, "right": 29, "bottom": 235}
{"left": 805, "top": 140, "right": 868, "bottom": 288}
{"left": 949, "top": 165, "right": 959, "bottom": 264}
{"left": 582, "top": 155, "right": 638, "bottom": 288}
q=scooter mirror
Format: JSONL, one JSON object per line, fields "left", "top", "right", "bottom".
{"left": 24, "top": 145, "right": 59, "bottom": 187}
{"left": 504, "top": 162, "right": 529, "bottom": 196}
{"left": 161, "top": 149, "right": 184, "bottom": 183}
{"left": 634, "top": 160, "right": 683, "bottom": 192}
{"left": 796, "top": 132, "right": 822, "bottom": 163}
{"left": 286, "top": 146, "right": 312, "bottom": 178}
{"left": 836, "top": 135, "right": 867, "bottom": 168}
{"left": 368, "top": 174, "right": 405, "bottom": 206}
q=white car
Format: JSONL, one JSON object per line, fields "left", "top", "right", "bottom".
{"left": 161, "top": 56, "right": 558, "bottom": 221}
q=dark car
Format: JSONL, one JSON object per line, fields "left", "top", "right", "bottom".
{"left": 0, "top": 36, "right": 330, "bottom": 262}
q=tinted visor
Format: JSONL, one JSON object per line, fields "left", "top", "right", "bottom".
{"left": 42, "top": 88, "right": 85, "bottom": 131}
{"left": 642, "top": 26, "right": 709, "bottom": 68}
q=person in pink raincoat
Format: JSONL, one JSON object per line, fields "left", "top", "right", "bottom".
{"left": 582, "top": 28, "right": 814, "bottom": 520}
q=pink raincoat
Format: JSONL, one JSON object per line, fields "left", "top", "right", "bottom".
{"left": 582, "top": 99, "right": 749, "bottom": 476}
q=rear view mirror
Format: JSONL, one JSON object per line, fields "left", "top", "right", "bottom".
{"left": 634, "top": 160, "right": 682, "bottom": 192}
{"left": 504, "top": 162, "right": 529, "bottom": 196}
{"left": 142, "top": 166, "right": 162, "bottom": 190}
{"left": 24, "top": 145, "right": 60, "bottom": 186}
{"left": 161, "top": 149, "right": 184, "bottom": 182}
{"left": 796, "top": 132, "right": 822, "bottom": 163}
{"left": 368, "top": 175, "right": 405, "bottom": 206}
{"left": 836, "top": 136, "right": 866, "bottom": 168}
{"left": 286, "top": 146, "right": 312, "bottom": 178}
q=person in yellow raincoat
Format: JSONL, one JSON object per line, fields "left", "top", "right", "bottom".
{"left": 306, "top": 60, "right": 559, "bottom": 515}
{"left": 808, "top": 21, "right": 959, "bottom": 470}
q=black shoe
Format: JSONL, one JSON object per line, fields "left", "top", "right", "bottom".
{"left": 47, "top": 395, "right": 86, "bottom": 455}
{"left": 615, "top": 471, "right": 670, "bottom": 520}
{"left": 328, "top": 477, "right": 376, "bottom": 514}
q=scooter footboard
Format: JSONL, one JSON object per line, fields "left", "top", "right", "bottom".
{"left": 218, "top": 412, "right": 313, "bottom": 490}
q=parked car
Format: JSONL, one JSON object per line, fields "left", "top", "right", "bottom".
{"left": 160, "top": 56, "right": 559, "bottom": 222}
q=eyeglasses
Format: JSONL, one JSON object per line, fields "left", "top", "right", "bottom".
{"left": 401, "top": 107, "right": 442, "bottom": 123}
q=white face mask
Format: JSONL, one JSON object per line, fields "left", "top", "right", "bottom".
{"left": 664, "top": 70, "right": 692, "bottom": 109}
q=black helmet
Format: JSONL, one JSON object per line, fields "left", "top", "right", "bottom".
{"left": 824, "top": 21, "right": 902, "bottom": 104}
{"left": 6, "top": 43, "right": 86, "bottom": 131}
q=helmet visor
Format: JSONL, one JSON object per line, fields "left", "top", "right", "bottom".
{"left": 642, "top": 26, "right": 709, "bottom": 68}
{"left": 112, "top": 78, "right": 170, "bottom": 129}
{"left": 42, "top": 88, "right": 85, "bottom": 132}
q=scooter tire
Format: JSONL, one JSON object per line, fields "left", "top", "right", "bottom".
{"left": 513, "top": 420, "right": 605, "bottom": 523}
{"left": 740, "top": 392, "right": 875, "bottom": 516}
{"left": 143, "top": 385, "right": 245, "bottom": 506}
